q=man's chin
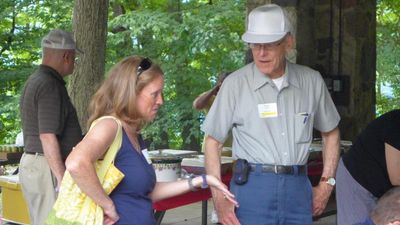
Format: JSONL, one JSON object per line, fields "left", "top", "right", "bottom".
{"left": 259, "top": 68, "right": 273, "bottom": 75}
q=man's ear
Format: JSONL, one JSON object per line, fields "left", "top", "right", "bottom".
{"left": 285, "top": 34, "right": 294, "bottom": 50}
{"left": 62, "top": 51, "right": 72, "bottom": 62}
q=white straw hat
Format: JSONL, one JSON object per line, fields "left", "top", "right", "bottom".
{"left": 242, "top": 4, "right": 291, "bottom": 44}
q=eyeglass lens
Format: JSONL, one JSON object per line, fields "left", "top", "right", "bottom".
{"left": 249, "top": 34, "right": 288, "bottom": 50}
{"left": 251, "top": 41, "right": 282, "bottom": 50}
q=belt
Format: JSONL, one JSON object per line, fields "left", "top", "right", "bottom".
{"left": 249, "top": 164, "right": 307, "bottom": 175}
{"left": 24, "top": 152, "right": 44, "bottom": 156}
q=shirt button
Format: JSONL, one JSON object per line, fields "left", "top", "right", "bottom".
{"left": 281, "top": 132, "right": 285, "bottom": 136}
{"left": 284, "top": 152, "right": 288, "bottom": 155}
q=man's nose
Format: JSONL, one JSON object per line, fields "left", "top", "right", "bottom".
{"left": 258, "top": 46, "right": 269, "bottom": 56}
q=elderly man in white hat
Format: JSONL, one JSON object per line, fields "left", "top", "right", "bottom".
{"left": 203, "top": 4, "right": 341, "bottom": 225}
{"left": 19, "top": 29, "right": 83, "bottom": 225}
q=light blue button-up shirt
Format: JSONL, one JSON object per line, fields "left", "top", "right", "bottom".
{"left": 202, "top": 61, "right": 340, "bottom": 165}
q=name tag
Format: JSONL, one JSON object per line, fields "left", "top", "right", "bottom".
{"left": 258, "top": 103, "right": 278, "bottom": 118}
{"left": 142, "top": 149, "right": 152, "bottom": 164}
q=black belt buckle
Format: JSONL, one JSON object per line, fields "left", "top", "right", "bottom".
{"left": 274, "top": 165, "right": 278, "bottom": 174}
{"left": 276, "top": 165, "right": 292, "bottom": 174}
{"left": 251, "top": 164, "right": 306, "bottom": 175}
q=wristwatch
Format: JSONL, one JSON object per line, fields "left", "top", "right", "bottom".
{"left": 320, "top": 177, "right": 336, "bottom": 186}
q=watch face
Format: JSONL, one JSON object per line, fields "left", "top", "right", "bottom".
{"left": 327, "top": 177, "right": 336, "bottom": 186}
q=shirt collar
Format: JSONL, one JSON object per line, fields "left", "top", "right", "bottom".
{"left": 285, "top": 62, "right": 300, "bottom": 89}
{"left": 252, "top": 61, "right": 300, "bottom": 91}
{"left": 39, "top": 64, "right": 66, "bottom": 85}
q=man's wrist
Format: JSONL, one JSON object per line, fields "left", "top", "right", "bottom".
{"left": 320, "top": 176, "right": 336, "bottom": 186}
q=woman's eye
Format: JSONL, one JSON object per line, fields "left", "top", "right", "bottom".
{"left": 150, "top": 92, "right": 158, "bottom": 99}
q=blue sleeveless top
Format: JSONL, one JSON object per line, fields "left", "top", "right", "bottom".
{"left": 110, "top": 130, "right": 156, "bottom": 225}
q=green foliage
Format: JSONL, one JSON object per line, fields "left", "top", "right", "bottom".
{"left": 0, "top": 67, "right": 33, "bottom": 143}
{"left": 107, "top": 0, "right": 246, "bottom": 150}
{"left": 0, "top": 0, "right": 73, "bottom": 143}
{"left": 0, "top": 0, "right": 245, "bottom": 149}
{"left": 1, "top": 0, "right": 398, "bottom": 149}
{"left": 376, "top": 0, "right": 400, "bottom": 115}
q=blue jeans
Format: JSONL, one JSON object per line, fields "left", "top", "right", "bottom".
{"left": 230, "top": 168, "right": 312, "bottom": 225}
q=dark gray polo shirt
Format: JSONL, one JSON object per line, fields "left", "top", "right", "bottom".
{"left": 20, "top": 65, "right": 82, "bottom": 160}
{"left": 202, "top": 61, "right": 340, "bottom": 165}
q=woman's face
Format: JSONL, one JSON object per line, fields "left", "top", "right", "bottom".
{"left": 136, "top": 75, "right": 164, "bottom": 122}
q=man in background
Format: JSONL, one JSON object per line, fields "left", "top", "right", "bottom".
{"left": 336, "top": 109, "right": 400, "bottom": 224}
{"left": 193, "top": 71, "right": 233, "bottom": 154}
{"left": 19, "top": 29, "right": 83, "bottom": 225}
{"left": 355, "top": 186, "right": 400, "bottom": 225}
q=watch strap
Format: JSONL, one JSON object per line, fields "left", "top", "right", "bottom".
{"left": 320, "top": 176, "right": 336, "bottom": 186}
{"left": 201, "top": 174, "right": 208, "bottom": 189}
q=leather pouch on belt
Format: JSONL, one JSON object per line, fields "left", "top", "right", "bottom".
{"left": 233, "top": 159, "right": 250, "bottom": 185}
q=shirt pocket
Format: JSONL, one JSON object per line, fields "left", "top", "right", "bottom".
{"left": 294, "top": 112, "right": 312, "bottom": 143}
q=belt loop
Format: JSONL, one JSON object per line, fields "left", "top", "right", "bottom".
{"left": 293, "top": 166, "right": 299, "bottom": 175}
{"left": 255, "top": 164, "right": 262, "bottom": 175}
{"left": 274, "top": 165, "right": 278, "bottom": 174}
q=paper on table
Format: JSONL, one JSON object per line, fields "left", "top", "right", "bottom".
{"left": 149, "top": 149, "right": 198, "bottom": 157}
{"left": 309, "top": 143, "right": 323, "bottom": 152}
{"left": 182, "top": 156, "right": 234, "bottom": 167}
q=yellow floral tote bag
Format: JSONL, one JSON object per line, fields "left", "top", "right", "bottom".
{"left": 46, "top": 116, "right": 125, "bottom": 225}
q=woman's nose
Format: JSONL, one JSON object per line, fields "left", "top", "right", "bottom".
{"left": 157, "top": 93, "right": 164, "bottom": 105}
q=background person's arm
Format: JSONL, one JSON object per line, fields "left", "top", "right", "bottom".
{"left": 312, "top": 127, "right": 340, "bottom": 216}
{"left": 193, "top": 87, "right": 218, "bottom": 110}
{"left": 385, "top": 143, "right": 400, "bottom": 185}
{"left": 40, "top": 133, "right": 65, "bottom": 188}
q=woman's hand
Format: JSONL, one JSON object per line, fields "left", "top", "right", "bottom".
{"left": 203, "top": 175, "right": 239, "bottom": 207}
{"left": 103, "top": 203, "right": 119, "bottom": 225}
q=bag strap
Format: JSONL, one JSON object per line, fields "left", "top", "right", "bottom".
{"left": 89, "top": 116, "right": 123, "bottom": 183}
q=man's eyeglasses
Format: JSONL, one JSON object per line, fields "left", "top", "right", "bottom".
{"left": 248, "top": 34, "right": 288, "bottom": 51}
{"left": 136, "top": 57, "right": 152, "bottom": 83}
{"left": 74, "top": 55, "right": 80, "bottom": 64}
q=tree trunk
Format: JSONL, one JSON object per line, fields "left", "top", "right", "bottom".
{"left": 69, "top": 0, "right": 109, "bottom": 132}
{"left": 166, "top": 0, "right": 200, "bottom": 151}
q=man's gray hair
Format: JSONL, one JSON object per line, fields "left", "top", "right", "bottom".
{"left": 370, "top": 187, "right": 400, "bottom": 224}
